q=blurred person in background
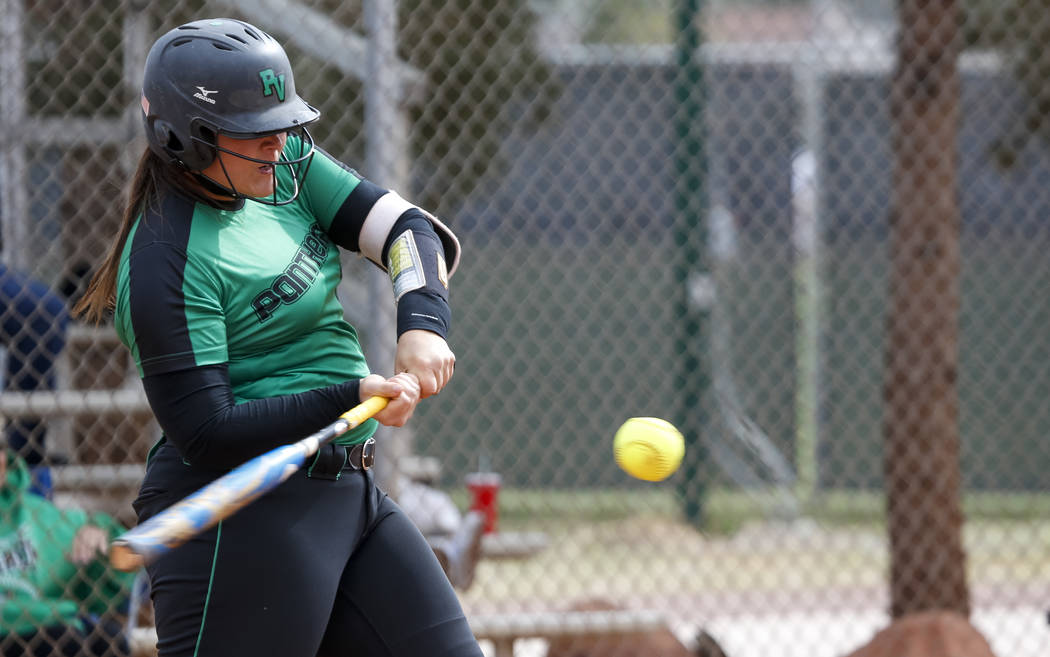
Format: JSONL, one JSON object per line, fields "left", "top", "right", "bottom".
{"left": 0, "top": 262, "right": 70, "bottom": 499}
{"left": 397, "top": 474, "right": 486, "bottom": 590}
{"left": 0, "top": 438, "right": 135, "bottom": 657}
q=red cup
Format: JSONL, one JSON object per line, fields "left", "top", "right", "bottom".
{"left": 465, "top": 472, "right": 502, "bottom": 534}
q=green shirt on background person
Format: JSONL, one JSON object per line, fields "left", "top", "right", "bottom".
{"left": 0, "top": 450, "right": 136, "bottom": 637}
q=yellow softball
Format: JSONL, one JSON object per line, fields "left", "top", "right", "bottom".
{"left": 613, "top": 417, "right": 685, "bottom": 482}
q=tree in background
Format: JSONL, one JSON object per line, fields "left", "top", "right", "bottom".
{"left": 885, "top": 0, "right": 969, "bottom": 618}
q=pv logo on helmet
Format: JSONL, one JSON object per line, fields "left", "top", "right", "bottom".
{"left": 259, "top": 69, "right": 286, "bottom": 102}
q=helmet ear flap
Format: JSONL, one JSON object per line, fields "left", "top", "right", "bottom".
{"left": 148, "top": 118, "right": 188, "bottom": 167}
{"left": 152, "top": 120, "right": 179, "bottom": 151}
{"left": 147, "top": 117, "right": 216, "bottom": 170}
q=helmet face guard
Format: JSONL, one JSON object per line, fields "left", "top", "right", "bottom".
{"left": 142, "top": 18, "right": 321, "bottom": 205}
{"left": 192, "top": 126, "right": 316, "bottom": 206}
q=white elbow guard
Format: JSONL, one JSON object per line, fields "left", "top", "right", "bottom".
{"left": 358, "top": 191, "right": 461, "bottom": 278}
{"left": 418, "top": 208, "right": 461, "bottom": 279}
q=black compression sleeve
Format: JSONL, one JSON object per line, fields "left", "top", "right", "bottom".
{"left": 383, "top": 211, "right": 452, "bottom": 338}
{"left": 141, "top": 364, "right": 362, "bottom": 470}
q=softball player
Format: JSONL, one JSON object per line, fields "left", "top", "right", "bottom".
{"left": 73, "top": 18, "right": 481, "bottom": 657}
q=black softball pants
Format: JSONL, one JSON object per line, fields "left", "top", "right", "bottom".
{"left": 134, "top": 445, "right": 483, "bottom": 657}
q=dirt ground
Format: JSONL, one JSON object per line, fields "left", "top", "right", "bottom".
{"left": 458, "top": 514, "right": 1050, "bottom": 657}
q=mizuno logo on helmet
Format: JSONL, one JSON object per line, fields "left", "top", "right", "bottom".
{"left": 193, "top": 86, "right": 218, "bottom": 104}
{"left": 259, "top": 69, "right": 286, "bottom": 102}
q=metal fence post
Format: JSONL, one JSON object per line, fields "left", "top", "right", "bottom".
{"left": 364, "top": 0, "right": 409, "bottom": 497}
{"left": 673, "top": 0, "right": 709, "bottom": 527}
{"left": 0, "top": 0, "right": 27, "bottom": 270}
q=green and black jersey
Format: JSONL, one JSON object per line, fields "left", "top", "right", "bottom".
{"left": 114, "top": 136, "right": 443, "bottom": 451}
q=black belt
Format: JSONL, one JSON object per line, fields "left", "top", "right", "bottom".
{"left": 307, "top": 438, "right": 376, "bottom": 480}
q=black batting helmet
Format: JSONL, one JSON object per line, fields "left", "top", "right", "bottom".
{"left": 141, "top": 18, "right": 319, "bottom": 202}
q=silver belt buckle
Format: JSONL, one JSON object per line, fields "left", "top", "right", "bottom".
{"left": 360, "top": 437, "right": 376, "bottom": 470}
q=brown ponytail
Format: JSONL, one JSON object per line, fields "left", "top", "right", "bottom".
{"left": 72, "top": 148, "right": 166, "bottom": 324}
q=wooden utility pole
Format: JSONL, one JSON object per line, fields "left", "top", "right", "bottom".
{"left": 884, "top": 0, "right": 969, "bottom": 618}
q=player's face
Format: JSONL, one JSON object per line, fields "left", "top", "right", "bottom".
{"left": 202, "top": 132, "right": 288, "bottom": 199}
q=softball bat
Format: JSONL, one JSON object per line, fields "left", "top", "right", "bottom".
{"left": 109, "top": 395, "right": 389, "bottom": 572}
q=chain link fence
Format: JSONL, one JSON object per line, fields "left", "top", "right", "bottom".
{"left": 1, "top": 0, "right": 1048, "bottom": 655}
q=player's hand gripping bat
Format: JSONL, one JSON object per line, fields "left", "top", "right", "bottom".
{"left": 108, "top": 396, "right": 389, "bottom": 572}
